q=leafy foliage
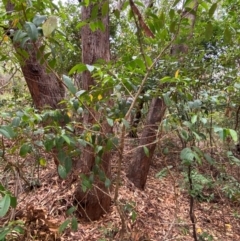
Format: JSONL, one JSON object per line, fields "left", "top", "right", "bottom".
{"left": 1, "top": 0, "right": 240, "bottom": 239}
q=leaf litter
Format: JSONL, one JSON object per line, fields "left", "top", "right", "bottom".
{"left": 0, "top": 138, "right": 240, "bottom": 241}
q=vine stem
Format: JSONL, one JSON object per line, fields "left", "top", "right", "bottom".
{"left": 188, "top": 164, "right": 198, "bottom": 241}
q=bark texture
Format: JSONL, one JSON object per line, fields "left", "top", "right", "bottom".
{"left": 5, "top": 1, "right": 65, "bottom": 109}
{"left": 127, "top": 98, "right": 166, "bottom": 189}
{"left": 17, "top": 44, "right": 65, "bottom": 109}
{"left": 74, "top": 1, "right": 112, "bottom": 221}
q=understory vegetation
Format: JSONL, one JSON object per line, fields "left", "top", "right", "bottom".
{"left": 0, "top": 0, "right": 240, "bottom": 240}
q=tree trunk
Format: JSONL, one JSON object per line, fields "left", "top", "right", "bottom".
{"left": 127, "top": 98, "right": 166, "bottom": 189}
{"left": 5, "top": 1, "right": 65, "bottom": 109}
{"left": 128, "top": 98, "right": 144, "bottom": 138}
{"left": 126, "top": 1, "right": 166, "bottom": 189}
{"left": 74, "top": 1, "right": 112, "bottom": 221}
{"left": 16, "top": 45, "right": 65, "bottom": 109}
{"left": 127, "top": 0, "right": 199, "bottom": 190}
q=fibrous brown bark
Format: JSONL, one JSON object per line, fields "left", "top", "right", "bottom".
{"left": 74, "top": 1, "right": 112, "bottom": 221}
{"left": 127, "top": 98, "right": 166, "bottom": 189}
{"left": 5, "top": 1, "right": 65, "bottom": 110}
{"left": 17, "top": 44, "right": 65, "bottom": 109}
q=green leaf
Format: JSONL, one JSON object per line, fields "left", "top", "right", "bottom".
{"left": 180, "top": 148, "right": 194, "bottom": 165}
{"left": 13, "top": 226, "right": 24, "bottom": 234}
{"left": 163, "top": 93, "right": 172, "bottom": 107}
{"left": 227, "top": 151, "right": 240, "bottom": 165}
{"left": 192, "top": 131, "right": 202, "bottom": 141}
{"left": 44, "top": 139, "right": 54, "bottom": 151}
{"left": 76, "top": 21, "right": 87, "bottom": 29}
{"left": 101, "top": 1, "right": 109, "bottom": 16}
{"left": 0, "top": 125, "right": 16, "bottom": 139}
{"left": 113, "top": 9, "right": 120, "bottom": 18}
{"left": 234, "top": 83, "right": 240, "bottom": 89}
{"left": 69, "top": 63, "right": 87, "bottom": 75}
{"left": 62, "top": 134, "right": 71, "bottom": 145}
{"left": 48, "top": 58, "right": 56, "bottom": 69}
{"left": 57, "top": 150, "right": 66, "bottom": 163}
{"left": 77, "top": 138, "right": 87, "bottom": 147}
{"left": 42, "top": 16, "right": 58, "bottom": 37}
{"left": 95, "top": 145, "right": 103, "bottom": 154}
{"left": 66, "top": 206, "right": 77, "bottom": 216}
{"left": 24, "top": 22, "right": 38, "bottom": 41}
{"left": 170, "top": 21, "right": 176, "bottom": 33}
{"left": 134, "top": 58, "right": 146, "bottom": 71}
{"left": 204, "top": 153, "right": 215, "bottom": 165}
{"left": 122, "top": 119, "right": 130, "bottom": 128}
{"left": 200, "top": 118, "right": 207, "bottom": 125}
{"left": 58, "top": 165, "right": 67, "bottom": 179}
{"left": 172, "top": 0, "right": 181, "bottom": 7}
{"left": 200, "top": 1, "right": 209, "bottom": 10}
{"left": 62, "top": 75, "right": 77, "bottom": 94}
{"left": 0, "top": 194, "right": 11, "bottom": 217}
{"left": 209, "top": 3, "right": 218, "bottom": 17}
{"left": 71, "top": 217, "right": 78, "bottom": 231}
{"left": 81, "top": 176, "right": 92, "bottom": 192}
{"left": 143, "top": 146, "right": 149, "bottom": 157}
{"left": 191, "top": 115, "right": 197, "bottom": 124}
{"left": 0, "top": 227, "right": 11, "bottom": 240}
{"left": 20, "top": 36, "right": 31, "bottom": 48}
{"left": 86, "top": 64, "right": 95, "bottom": 72}
{"left": 58, "top": 219, "right": 71, "bottom": 233}
{"left": 156, "top": 166, "right": 173, "bottom": 179}
{"left": 105, "top": 178, "right": 111, "bottom": 188}
{"left": 89, "top": 22, "right": 98, "bottom": 31}
{"left": 183, "top": 121, "right": 192, "bottom": 128}
{"left": 13, "top": 30, "right": 27, "bottom": 43}
{"left": 193, "top": 151, "right": 201, "bottom": 164}
{"left": 169, "top": 9, "right": 175, "bottom": 19}
{"left": 10, "top": 196, "right": 17, "bottom": 208}
{"left": 229, "top": 129, "right": 238, "bottom": 142}
{"left": 145, "top": 55, "right": 153, "bottom": 67}
{"left": 0, "top": 184, "right": 5, "bottom": 192}
{"left": 106, "top": 137, "right": 118, "bottom": 151}
{"left": 106, "top": 118, "right": 114, "bottom": 127}
{"left": 11, "top": 117, "right": 21, "bottom": 127}
{"left": 76, "top": 90, "right": 86, "bottom": 98}
{"left": 131, "top": 210, "right": 137, "bottom": 222}
{"left": 33, "top": 15, "right": 47, "bottom": 26}
{"left": 159, "top": 11, "right": 165, "bottom": 28}
{"left": 205, "top": 22, "right": 213, "bottom": 39}
{"left": 91, "top": 4, "right": 99, "bottom": 19}
{"left": 224, "top": 27, "right": 232, "bottom": 44}
{"left": 184, "top": 0, "right": 195, "bottom": 8}
{"left": 39, "top": 158, "right": 47, "bottom": 167}
{"left": 19, "top": 143, "right": 32, "bottom": 157}
{"left": 122, "top": 0, "right": 129, "bottom": 10}
{"left": 64, "top": 157, "right": 72, "bottom": 174}
{"left": 218, "top": 128, "right": 228, "bottom": 141}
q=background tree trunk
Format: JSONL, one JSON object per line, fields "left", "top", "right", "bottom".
{"left": 74, "top": 0, "right": 112, "bottom": 221}
{"left": 127, "top": 1, "right": 199, "bottom": 190}
{"left": 127, "top": 98, "right": 166, "bottom": 189}
{"left": 5, "top": 1, "right": 65, "bottom": 109}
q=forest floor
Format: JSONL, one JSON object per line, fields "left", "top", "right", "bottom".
{"left": 1, "top": 137, "right": 240, "bottom": 241}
